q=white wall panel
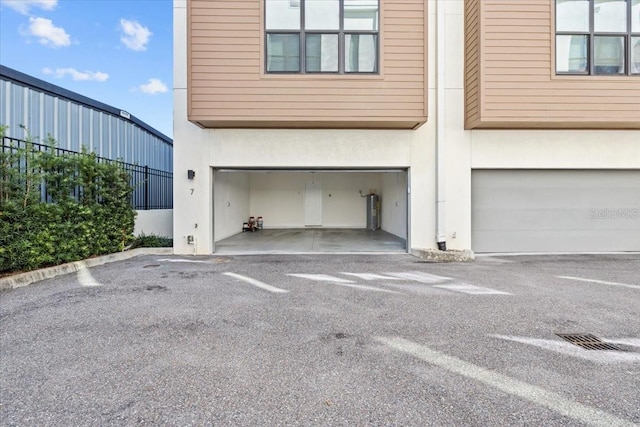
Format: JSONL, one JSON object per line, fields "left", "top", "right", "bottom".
{"left": 214, "top": 171, "right": 250, "bottom": 241}
{"left": 381, "top": 171, "right": 408, "bottom": 239}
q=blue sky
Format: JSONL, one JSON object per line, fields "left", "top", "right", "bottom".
{"left": 0, "top": 0, "right": 173, "bottom": 138}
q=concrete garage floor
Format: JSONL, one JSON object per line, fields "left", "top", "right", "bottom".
{"left": 215, "top": 228, "right": 406, "bottom": 254}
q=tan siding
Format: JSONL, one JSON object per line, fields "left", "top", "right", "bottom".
{"left": 464, "top": 0, "right": 481, "bottom": 129}
{"left": 188, "top": 0, "right": 427, "bottom": 129}
{"left": 464, "top": 0, "right": 640, "bottom": 129}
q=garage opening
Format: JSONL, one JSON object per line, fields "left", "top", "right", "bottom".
{"left": 213, "top": 169, "right": 408, "bottom": 253}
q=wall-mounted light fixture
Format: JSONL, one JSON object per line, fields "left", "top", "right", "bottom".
{"left": 187, "top": 169, "right": 195, "bottom": 180}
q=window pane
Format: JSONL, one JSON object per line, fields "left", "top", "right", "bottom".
{"left": 632, "top": 37, "right": 640, "bottom": 74}
{"left": 633, "top": 0, "right": 640, "bottom": 32}
{"left": 306, "top": 34, "right": 338, "bottom": 72}
{"left": 305, "top": 0, "right": 339, "bottom": 30}
{"left": 594, "top": 36, "right": 625, "bottom": 74}
{"left": 556, "top": 35, "right": 588, "bottom": 72}
{"left": 267, "top": 34, "right": 300, "bottom": 72}
{"left": 556, "top": 0, "right": 589, "bottom": 32}
{"left": 266, "top": 0, "right": 300, "bottom": 30}
{"left": 344, "top": 0, "right": 379, "bottom": 30}
{"left": 594, "top": 0, "right": 627, "bottom": 32}
{"left": 345, "top": 34, "right": 377, "bottom": 72}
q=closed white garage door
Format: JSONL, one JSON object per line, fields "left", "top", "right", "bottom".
{"left": 472, "top": 170, "right": 640, "bottom": 253}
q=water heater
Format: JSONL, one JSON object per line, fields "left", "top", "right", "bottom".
{"left": 366, "top": 194, "right": 380, "bottom": 230}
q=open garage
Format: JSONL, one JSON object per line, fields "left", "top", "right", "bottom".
{"left": 472, "top": 170, "right": 640, "bottom": 253}
{"left": 212, "top": 169, "right": 408, "bottom": 253}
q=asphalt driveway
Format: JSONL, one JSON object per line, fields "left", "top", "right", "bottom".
{"left": 1, "top": 253, "right": 639, "bottom": 426}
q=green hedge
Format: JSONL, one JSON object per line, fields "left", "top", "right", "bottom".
{"left": 0, "top": 128, "right": 135, "bottom": 273}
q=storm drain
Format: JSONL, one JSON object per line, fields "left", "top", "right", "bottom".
{"left": 556, "top": 333, "right": 624, "bottom": 351}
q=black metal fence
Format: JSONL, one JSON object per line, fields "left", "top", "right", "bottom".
{"left": 1, "top": 136, "right": 172, "bottom": 210}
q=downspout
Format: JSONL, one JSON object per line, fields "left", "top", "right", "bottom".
{"left": 436, "top": 0, "right": 447, "bottom": 251}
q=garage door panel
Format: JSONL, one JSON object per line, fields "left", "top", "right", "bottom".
{"left": 474, "top": 230, "right": 639, "bottom": 253}
{"left": 474, "top": 187, "right": 635, "bottom": 209}
{"left": 473, "top": 208, "right": 636, "bottom": 231}
{"left": 472, "top": 170, "right": 640, "bottom": 252}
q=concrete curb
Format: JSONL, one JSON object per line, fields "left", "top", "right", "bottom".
{"left": 410, "top": 248, "right": 475, "bottom": 262}
{"left": 0, "top": 248, "right": 173, "bottom": 291}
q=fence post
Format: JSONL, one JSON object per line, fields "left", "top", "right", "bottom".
{"left": 144, "top": 165, "right": 149, "bottom": 210}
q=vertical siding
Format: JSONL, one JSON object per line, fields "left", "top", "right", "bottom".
{"left": 464, "top": 0, "right": 481, "bottom": 129}
{"left": 464, "top": 0, "right": 640, "bottom": 129}
{"left": 43, "top": 94, "right": 55, "bottom": 142}
{"left": 0, "top": 76, "right": 173, "bottom": 170}
{"left": 188, "top": 0, "right": 427, "bottom": 129}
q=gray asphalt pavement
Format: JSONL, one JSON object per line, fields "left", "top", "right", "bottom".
{"left": 1, "top": 253, "right": 639, "bottom": 426}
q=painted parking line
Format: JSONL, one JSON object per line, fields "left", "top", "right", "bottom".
{"left": 341, "top": 273, "right": 402, "bottom": 281}
{"left": 385, "top": 271, "right": 452, "bottom": 284}
{"left": 158, "top": 258, "right": 212, "bottom": 264}
{"left": 329, "top": 282, "right": 403, "bottom": 294}
{"left": 377, "top": 336, "right": 636, "bottom": 427}
{"left": 602, "top": 338, "right": 640, "bottom": 348}
{"left": 557, "top": 276, "right": 640, "bottom": 290}
{"left": 433, "top": 283, "right": 511, "bottom": 295}
{"left": 77, "top": 262, "right": 101, "bottom": 287}
{"left": 287, "top": 274, "right": 355, "bottom": 283}
{"left": 288, "top": 272, "right": 508, "bottom": 296}
{"left": 288, "top": 273, "right": 400, "bottom": 293}
{"left": 223, "top": 272, "right": 289, "bottom": 294}
{"left": 492, "top": 335, "right": 640, "bottom": 364}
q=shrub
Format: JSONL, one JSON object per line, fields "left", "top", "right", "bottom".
{"left": 0, "top": 128, "right": 135, "bottom": 274}
{"left": 129, "top": 233, "right": 173, "bottom": 249}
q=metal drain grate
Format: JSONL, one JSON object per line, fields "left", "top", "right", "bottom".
{"left": 556, "top": 333, "right": 624, "bottom": 351}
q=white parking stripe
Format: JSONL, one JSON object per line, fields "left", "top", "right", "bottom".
{"left": 492, "top": 335, "right": 640, "bottom": 364}
{"left": 433, "top": 283, "right": 511, "bottom": 295}
{"left": 158, "top": 258, "right": 212, "bottom": 264}
{"left": 329, "top": 282, "right": 403, "bottom": 294}
{"left": 557, "top": 276, "right": 640, "bottom": 290}
{"left": 76, "top": 263, "right": 101, "bottom": 287}
{"left": 377, "top": 337, "right": 636, "bottom": 427}
{"left": 223, "top": 272, "right": 289, "bottom": 294}
{"left": 386, "top": 271, "right": 452, "bottom": 283}
{"left": 602, "top": 338, "right": 640, "bottom": 348}
{"left": 287, "top": 274, "right": 355, "bottom": 283}
{"left": 341, "top": 273, "right": 402, "bottom": 281}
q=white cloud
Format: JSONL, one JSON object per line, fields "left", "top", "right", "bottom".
{"left": 26, "top": 17, "right": 70, "bottom": 47}
{"left": 119, "top": 18, "right": 151, "bottom": 51}
{"left": 43, "top": 67, "right": 109, "bottom": 82}
{"left": 1, "top": 0, "right": 56, "bottom": 15}
{"left": 137, "top": 78, "right": 168, "bottom": 95}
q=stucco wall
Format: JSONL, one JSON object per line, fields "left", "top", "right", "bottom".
{"left": 134, "top": 209, "right": 174, "bottom": 238}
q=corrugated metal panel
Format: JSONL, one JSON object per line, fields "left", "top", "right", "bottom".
{"left": 69, "top": 103, "right": 80, "bottom": 151}
{"left": 92, "top": 109, "right": 101, "bottom": 154}
{"left": 0, "top": 74, "right": 172, "bottom": 173}
{"left": 80, "top": 105, "right": 91, "bottom": 151}
{"left": 58, "top": 99, "right": 69, "bottom": 149}
{"left": 27, "top": 89, "right": 39, "bottom": 139}
{"left": 0, "top": 81, "right": 6, "bottom": 131}
{"left": 101, "top": 113, "right": 111, "bottom": 158}
{"left": 9, "top": 83, "right": 25, "bottom": 139}
{"left": 43, "top": 94, "right": 55, "bottom": 141}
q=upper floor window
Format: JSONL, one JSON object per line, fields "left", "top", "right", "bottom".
{"left": 265, "top": 0, "right": 379, "bottom": 74}
{"left": 556, "top": 0, "right": 640, "bottom": 75}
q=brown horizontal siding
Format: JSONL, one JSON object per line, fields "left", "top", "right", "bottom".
{"left": 464, "top": 0, "right": 640, "bottom": 129}
{"left": 187, "top": 0, "right": 427, "bottom": 129}
{"left": 194, "top": 120, "right": 421, "bottom": 129}
{"left": 464, "top": 0, "right": 481, "bottom": 129}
